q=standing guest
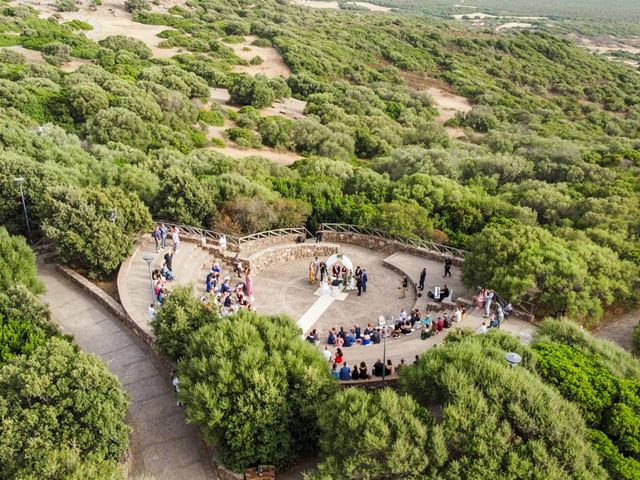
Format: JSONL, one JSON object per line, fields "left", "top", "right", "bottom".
{"left": 152, "top": 226, "right": 162, "bottom": 252}
{"left": 323, "top": 346, "right": 332, "bottom": 362}
{"left": 453, "top": 306, "right": 462, "bottom": 323}
{"left": 418, "top": 268, "right": 426, "bottom": 291}
{"left": 339, "top": 362, "right": 351, "bottom": 381}
{"left": 171, "top": 227, "right": 180, "bottom": 254}
{"left": 313, "top": 257, "right": 320, "bottom": 280}
{"left": 319, "top": 262, "right": 327, "bottom": 282}
{"left": 351, "top": 364, "right": 360, "bottom": 380}
{"left": 484, "top": 289, "right": 494, "bottom": 317}
{"left": 359, "top": 361, "right": 370, "bottom": 379}
{"left": 355, "top": 266, "right": 362, "bottom": 278}
{"left": 362, "top": 269, "right": 368, "bottom": 293}
{"left": 163, "top": 251, "right": 174, "bottom": 272}
{"left": 354, "top": 325, "right": 361, "bottom": 340}
{"left": 356, "top": 274, "right": 363, "bottom": 296}
{"left": 244, "top": 268, "right": 253, "bottom": 298}
{"left": 148, "top": 303, "right": 156, "bottom": 320}
{"left": 399, "top": 275, "right": 408, "bottom": 298}
{"left": 373, "top": 359, "right": 384, "bottom": 377}
{"left": 497, "top": 304, "right": 505, "bottom": 324}
{"left": 160, "top": 223, "right": 168, "bottom": 248}
{"left": 219, "top": 234, "right": 227, "bottom": 252}
{"left": 315, "top": 226, "right": 323, "bottom": 243}
{"left": 474, "top": 288, "right": 486, "bottom": 309}
{"left": 385, "top": 359, "right": 393, "bottom": 376}
{"left": 232, "top": 254, "right": 243, "bottom": 277}
{"left": 444, "top": 258, "right": 452, "bottom": 277}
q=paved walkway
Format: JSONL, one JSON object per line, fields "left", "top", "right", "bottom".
{"left": 38, "top": 260, "right": 215, "bottom": 480}
{"left": 594, "top": 308, "right": 640, "bottom": 351}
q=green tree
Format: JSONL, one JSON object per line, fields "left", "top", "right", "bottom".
{"left": 0, "top": 226, "right": 43, "bottom": 293}
{"left": 42, "top": 186, "right": 152, "bottom": 278}
{"left": 228, "top": 74, "right": 276, "bottom": 108}
{"left": 0, "top": 285, "right": 55, "bottom": 364}
{"left": 400, "top": 334, "right": 607, "bottom": 479}
{"left": 0, "top": 337, "right": 129, "bottom": 479}
{"left": 68, "top": 82, "right": 109, "bottom": 122}
{"left": 179, "top": 310, "right": 336, "bottom": 471}
{"left": 155, "top": 170, "right": 216, "bottom": 227}
{"left": 311, "top": 388, "right": 432, "bottom": 480}
{"left": 86, "top": 107, "right": 151, "bottom": 150}
{"left": 124, "top": 0, "right": 149, "bottom": 12}
{"left": 258, "top": 116, "right": 294, "bottom": 149}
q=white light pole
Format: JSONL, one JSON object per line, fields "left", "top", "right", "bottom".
{"left": 378, "top": 315, "right": 388, "bottom": 381}
{"left": 143, "top": 253, "right": 155, "bottom": 306}
{"left": 14, "top": 177, "right": 31, "bottom": 245}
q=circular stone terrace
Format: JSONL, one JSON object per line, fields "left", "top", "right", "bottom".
{"left": 118, "top": 224, "right": 536, "bottom": 374}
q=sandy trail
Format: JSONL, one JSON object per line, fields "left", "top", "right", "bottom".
{"left": 2, "top": 45, "right": 89, "bottom": 71}
{"left": 225, "top": 35, "right": 292, "bottom": 78}
{"left": 425, "top": 86, "right": 472, "bottom": 123}
{"left": 290, "top": 0, "right": 390, "bottom": 12}
{"left": 208, "top": 144, "right": 302, "bottom": 165}
{"left": 496, "top": 22, "right": 533, "bottom": 31}
{"left": 19, "top": 0, "right": 184, "bottom": 58}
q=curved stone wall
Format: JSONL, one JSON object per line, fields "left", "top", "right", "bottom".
{"left": 247, "top": 242, "right": 339, "bottom": 274}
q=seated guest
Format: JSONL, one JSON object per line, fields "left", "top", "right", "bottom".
{"left": 361, "top": 332, "right": 371, "bottom": 346}
{"left": 338, "top": 327, "right": 347, "bottom": 340}
{"left": 306, "top": 329, "right": 318, "bottom": 344}
{"left": 161, "top": 263, "right": 175, "bottom": 281}
{"left": 331, "top": 363, "right": 340, "bottom": 379}
{"left": 385, "top": 359, "right": 393, "bottom": 376}
{"left": 489, "top": 314, "right": 499, "bottom": 329}
{"left": 359, "top": 361, "right": 370, "bottom": 379}
{"left": 401, "top": 321, "right": 412, "bottom": 334}
{"left": 391, "top": 325, "right": 401, "bottom": 338}
{"left": 453, "top": 306, "right": 462, "bottom": 323}
{"left": 431, "top": 319, "right": 439, "bottom": 335}
{"left": 351, "top": 365, "right": 360, "bottom": 380}
{"left": 220, "top": 278, "right": 231, "bottom": 294}
{"left": 339, "top": 362, "right": 352, "bottom": 381}
{"left": 373, "top": 359, "right": 384, "bottom": 377}
{"left": 335, "top": 335, "right": 344, "bottom": 348}
{"left": 344, "top": 330, "right": 356, "bottom": 347}
{"left": 395, "top": 358, "right": 406, "bottom": 372}
{"left": 222, "top": 292, "right": 232, "bottom": 308}
{"left": 354, "top": 325, "right": 361, "bottom": 340}
{"left": 371, "top": 329, "right": 381, "bottom": 344}
{"left": 399, "top": 309, "right": 408, "bottom": 322}
{"left": 410, "top": 309, "right": 420, "bottom": 326}
{"left": 421, "top": 313, "right": 433, "bottom": 329}
{"left": 438, "top": 285, "right": 450, "bottom": 302}
{"left": 152, "top": 268, "right": 161, "bottom": 281}
{"left": 327, "top": 330, "right": 336, "bottom": 345}
{"left": 437, "top": 317, "right": 444, "bottom": 332}
{"left": 335, "top": 348, "right": 344, "bottom": 365}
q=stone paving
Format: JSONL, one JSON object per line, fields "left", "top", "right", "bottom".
{"left": 38, "top": 260, "right": 215, "bottom": 480}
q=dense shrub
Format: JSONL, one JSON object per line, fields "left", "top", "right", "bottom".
{"left": 312, "top": 388, "right": 431, "bottom": 479}
{"left": 42, "top": 186, "right": 152, "bottom": 278}
{"left": 400, "top": 335, "right": 607, "bottom": 479}
{"left": 0, "top": 337, "right": 129, "bottom": 479}
{"left": 179, "top": 310, "right": 336, "bottom": 471}
{"left": 0, "top": 227, "right": 43, "bottom": 294}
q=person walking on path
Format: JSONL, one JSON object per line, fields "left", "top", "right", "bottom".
{"left": 152, "top": 226, "right": 161, "bottom": 252}
{"left": 362, "top": 269, "right": 368, "bottom": 293}
{"left": 172, "top": 227, "right": 180, "bottom": 254}
{"left": 443, "top": 258, "right": 452, "bottom": 277}
{"left": 219, "top": 234, "right": 227, "bottom": 253}
{"left": 418, "top": 268, "right": 426, "bottom": 291}
{"left": 315, "top": 226, "right": 323, "bottom": 243}
{"left": 160, "top": 223, "right": 168, "bottom": 248}
{"left": 399, "top": 275, "right": 408, "bottom": 298}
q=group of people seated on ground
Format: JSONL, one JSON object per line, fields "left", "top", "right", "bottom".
{"left": 199, "top": 259, "right": 255, "bottom": 316}
{"left": 329, "top": 356, "right": 408, "bottom": 381}
{"left": 152, "top": 263, "right": 175, "bottom": 305}
{"left": 318, "top": 305, "right": 467, "bottom": 346}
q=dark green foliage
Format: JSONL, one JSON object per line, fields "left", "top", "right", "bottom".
{"left": 42, "top": 186, "right": 152, "bottom": 278}
{"left": 0, "top": 227, "right": 43, "bottom": 294}
{"left": 155, "top": 170, "right": 216, "bottom": 227}
{"left": 312, "top": 388, "right": 431, "bottom": 479}
{"left": 124, "top": 0, "right": 149, "bottom": 13}
{"left": 400, "top": 334, "right": 608, "bottom": 479}
{"left": 226, "top": 126, "right": 261, "bottom": 148}
{"left": 532, "top": 322, "right": 640, "bottom": 478}
{"left": 179, "top": 310, "right": 336, "bottom": 471}
{"left": 0, "top": 286, "right": 54, "bottom": 364}
{"left": 634, "top": 322, "right": 640, "bottom": 355}
{"left": 151, "top": 285, "right": 218, "bottom": 361}
{"left": 228, "top": 73, "right": 284, "bottom": 108}
{"left": 0, "top": 337, "right": 129, "bottom": 479}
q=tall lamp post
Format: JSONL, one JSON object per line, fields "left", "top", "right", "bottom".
{"left": 378, "top": 315, "right": 388, "bottom": 381}
{"left": 143, "top": 253, "right": 155, "bottom": 306}
{"left": 14, "top": 177, "right": 31, "bottom": 245}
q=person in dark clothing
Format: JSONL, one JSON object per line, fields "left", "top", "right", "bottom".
{"left": 315, "top": 227, "right": 323, "bottom": 243}
{"left": 385, "top": 359, "right": 393, "bottom": 376}
{"left": 437, "top": 285, "right": 450, "bottom": 302}
{"left": 351, "top": 365, "right": 360, "bottom": 380}
{"left": 339, "top": 362, "right": 351, "bottom": 381}
{"left": 356, "top": 275, "right": 363, "bottom": 296}
{"left": 418, "top": 268, "right": 426, "bottom": 291}
{"left": 164, "top": 251, "right": 173, "bottom": 272}
{"left": 373, "top": 359, "right": 384, "bottom": 377}
{"left": 444, "top": 258, "right": 452, "bottom": 277}
{"left": 359, "top": 361, "right": 370, "bottom": 379}
{"left": 362, "top": 270, "right": 368, "bottom": 293}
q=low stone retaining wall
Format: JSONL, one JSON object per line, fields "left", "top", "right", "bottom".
{"left": 322, "top": 232, "right": 464, "bottom": 266}
{"left": 238, "top": 233, "right": 303, "bottom": 254}
{"left": 247, "top": 243, "right": 339, "bottom": 274}
{"left": 341, "top": 376, "right": 399, "bottom": 390}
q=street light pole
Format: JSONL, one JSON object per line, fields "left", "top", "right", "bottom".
{"left": 14, "top": 177, "right": 31, "bottom": 245}
{"left": 378, "top": 315, "right": 388, "bottom": 381}
{"left": 143, "top": 253, "right": 155, "bottom": 306}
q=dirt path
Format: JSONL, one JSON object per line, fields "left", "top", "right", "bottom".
{"left": 593, "top": 309, "right": 639, "bottom": 352}
{"left": 225, "top": 35, "right": 291, "bottom": 78}
{"left": 37, "top": 261, "right": 216, "bottom": 480}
